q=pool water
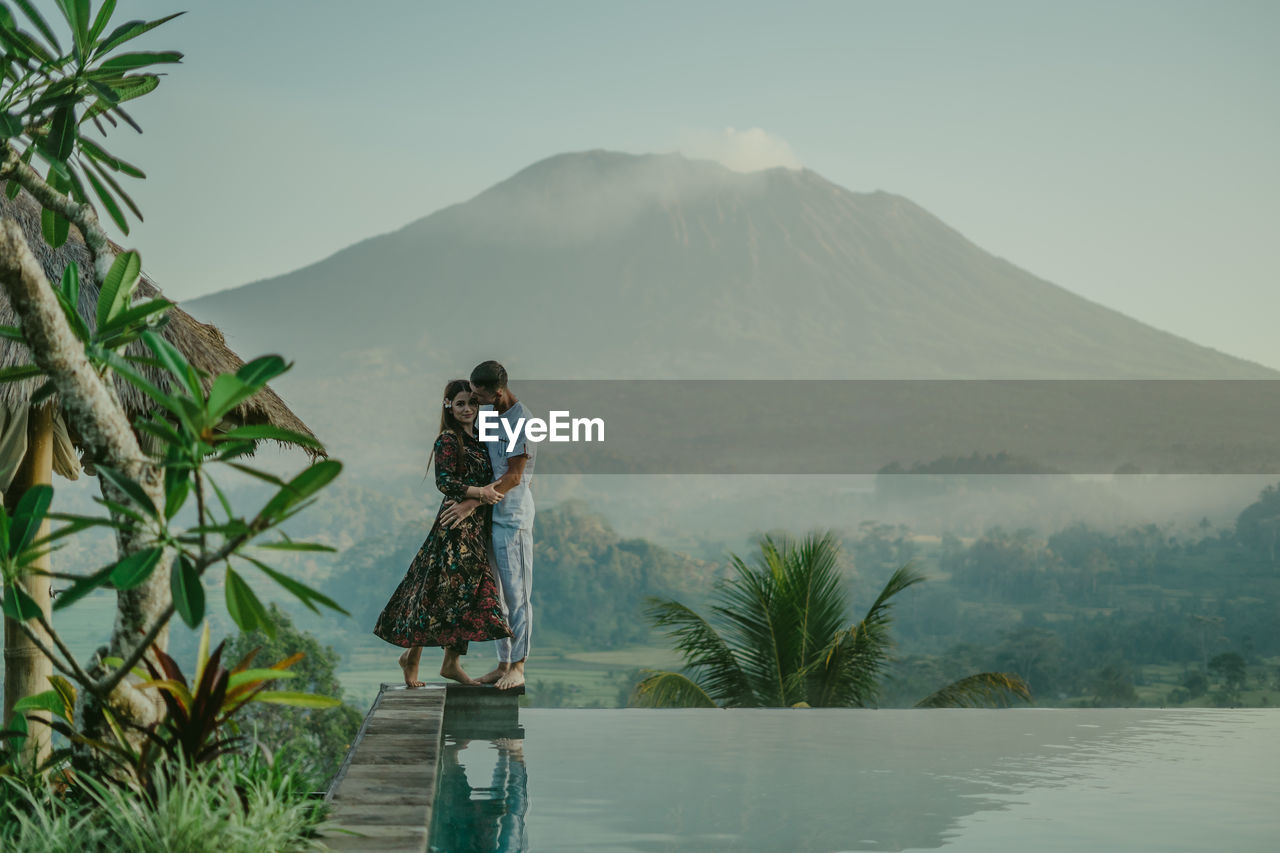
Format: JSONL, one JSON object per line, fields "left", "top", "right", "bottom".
{"left": 427, "top": 708, "right": 1279, "bottom": 852}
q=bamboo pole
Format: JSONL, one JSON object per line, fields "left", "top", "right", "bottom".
{"left": 3, "top": 404, "right": 54, "bottom": 764}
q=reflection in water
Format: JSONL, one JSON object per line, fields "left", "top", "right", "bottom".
{"left": 425, "top": 710, "right": 1279, "bottom": 852}
{"left": 429, "top": 724, "right": 529, "bottom": 853}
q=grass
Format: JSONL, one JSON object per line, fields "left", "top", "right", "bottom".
{"left": 0, "top": 754, "right": 326, "bottom": 853}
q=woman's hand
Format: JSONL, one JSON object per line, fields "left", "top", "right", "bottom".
{"left": 477, "top": 483, "right": 503, "bottom": 505}
{"left": 441, "top": 498, "right": 481, "bottom": 528}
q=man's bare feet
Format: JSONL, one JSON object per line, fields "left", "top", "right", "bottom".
{"left": 440, "top": 659, "right": 477, "bottom": 685}
{"left": 399, "top": 649, "right": 425, "bottom": 688}
{"left": 476, "top": 665, "right": 507, "bottom": 685}
{"left": 495, "top": 662, "right": 525, "bottom": 690}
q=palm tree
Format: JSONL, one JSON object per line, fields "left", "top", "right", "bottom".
{"left": 631, "top": 531, "right": 1030, "bottom": 709}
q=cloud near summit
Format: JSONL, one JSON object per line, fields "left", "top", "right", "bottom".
{"left": 680, "top": 127, "right": 803, "bottom": 173}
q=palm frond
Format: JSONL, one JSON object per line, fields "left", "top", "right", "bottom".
{"left": 914, "top": 672, "right": 1033, "bottom": 709}
{"left": 860, "top": 563, "right": 927, "bottom": 634}
{"left": 629, "top": 671, "right": 719, "bottom": 708}
{"left": 781, "top": 531, "right": 847, "bottom": 671}
{"left": 643, "top": 597, "right": 755, "bottom": 706}
{"left": 713, "top": 554, "right": 788, "bottom": 705}
{"left": 807, "top": 562, "right": 924, "bottom": 707}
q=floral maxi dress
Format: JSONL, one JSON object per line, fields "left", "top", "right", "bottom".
{"left": 373, "top": 430, "right": 512, "bottom": 653}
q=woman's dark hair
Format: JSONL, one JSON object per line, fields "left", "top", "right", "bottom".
{"left": 470, "top": 360, "right": 507, "bottom": 391}
{"left": 426, "top": 378, "right": 474, "bottom": 475}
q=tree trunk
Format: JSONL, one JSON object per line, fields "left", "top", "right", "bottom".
{"left": 2, "top": 404, "right": 54, "bottom": 765}
{"left": 0, "top": 220, "right": 169, "bottom": 763}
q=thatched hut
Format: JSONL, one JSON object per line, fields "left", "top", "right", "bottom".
{"left": 0, "top": 188, "right": 322, "bottom": 487}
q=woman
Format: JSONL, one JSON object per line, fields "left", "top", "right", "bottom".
{"left": 373, "top": 379, "right": 512, "bottom": 686}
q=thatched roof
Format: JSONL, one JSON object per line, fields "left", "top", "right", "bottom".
{"left": 0, "top": 189, "right": 322, "bottom": 456}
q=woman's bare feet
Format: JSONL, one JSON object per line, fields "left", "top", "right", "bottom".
{"left": 399, "top": 649, "right": 425, "bottom": 688}
{"left": 439, "top": 660, "right": 477, "bottom": 685}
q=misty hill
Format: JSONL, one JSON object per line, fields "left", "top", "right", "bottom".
{"left": 185, "top": 150, "right": 1275, "bottom": 472}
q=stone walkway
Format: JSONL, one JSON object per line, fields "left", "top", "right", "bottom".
{"left": 320, "top": 682, "right": 523, "bottom": 852}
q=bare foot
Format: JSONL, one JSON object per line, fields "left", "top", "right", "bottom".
{"left": 440, "top": 660, "right": 477, "bottom": 685}
{"left": 494, "top": 667, "right": 525, "bottom": 690}
{"left": 399, "top": 650, "right": 425, "bottom": 688}
{"left": 476, "top": 665, "right": 507, "bottom": 685}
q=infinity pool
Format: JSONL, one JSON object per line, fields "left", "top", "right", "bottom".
{"left": 427, "top": 708, "right": 1278, "bottom": 852}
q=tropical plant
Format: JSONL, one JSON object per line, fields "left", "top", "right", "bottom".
{"left": 631, "top": 531, "right": 1032, "bottom": 708}
{"left": 225, "top": 604, "right": 362, "bottom": 792}
{"left": 0, "top": 752, "right": 328, "bottom": 853}
{"left": 7, "top": 622, "right": 340, "bottom": 790}
{"left": 0, "top": 1, "right": 349, "bottom": 763}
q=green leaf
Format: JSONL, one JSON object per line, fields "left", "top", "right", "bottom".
{"left": 255, "top": 540, "right": 337, "bottom": 554}
{"left": 11, "top": 0, "right": 62, "bottom": 55}
{"left": 51, "top": 563, "right": 115, "bottom": 611}
{"left": 0, "top": 111, "right": 22, "bottom": 138}
{"left": 28, "top": 380, "right": 56, "bottom": 407}
{"left": 99, "top": 349, "right": 184, "bottom": 417}
{"left": 226, "top": 669, "right": 297, "bottom": 690}
{"left": 82, "top": 76, "right": 160, "bottom": 124}
{"left": 83, "top": 166, "right": 128, "bottom": 233}
{"left": 205, "top": 475, "right": 235, "bottom": 521}
{"left": 97, "top": 50, "right": 182, "bottom": 71}
{"left": 6, "top": 710, "right": 29, "bottom": 739}
{"left": 95, "top": 465, "right": 158, "bottom": 518}
{"left": 206, "top": 374, "right": 254, "bottom": 422}
{"left": 45, "top": 104, "right": 76, "bottom": 162}
{"left": 94, "top": 13, "right": 183, "bottom": 58}
{"left": 134, "top": 417, "right": 183, "bottom": 449}
{"left": 0, "top": 325, "right": 24, "bottom": 341}
{"left": 88, "top": 0, "right": 117, "bottom": 43}
{"left": 96, "top": 298, "right": 171, "bottom": 339}
{"left": 79, "top": 137, "right": 145, "bottom": 178}
{"left": 224, "top": 567, "right": 272, "bottom": 637}
{"left": 258, "top": 461, "right": 342, "bottom": 522}
{"left": 1, "top": 582, "right": 41, "bottom": 621}
{"left": 53, "top": 0, "right": 90, "bottom": 59}
{"left": 141, "top": 330, "right": 202, "bottom": 401}
{"left": 253, "top": 691, "right": 341, "bottom": 709}
{"left": 235, "top": 354, "right": 289, "bottom": 388}
{"left": 96, "top": 250, "right": 141, "bottom": 331}
{"left": 0, "top": 23, "right": 54, "bottom": 65}
{"left": 163, "top": 468, "right": 190, "bottom": 520}
{"left": 13, "top": 689, "right": 65, "bottom": 715}
{"left": 218, "top": 425, "right": 323, "bottom": 452}
{"left": 10, "top": 483, "right": 53, "bottom": 556}
{"left": 243, "top": 555, "right": 349, "bottom": 616}
{"left": 53, "top": 286, "right": 91, "bottom": 342}
{"left": 170, "top": 555, "right": 203, "bottom": 628}
{"left": 60, "top": 261, "right": 79, "bottom": 309}
{"left": 86, "top": 158, "right": 142, "bottom": 220}
{"left": 90, "top": 494, "right": 149, "bottom": 526}
{"left": 46, "top": 675, "right": 76, "bottom": 720}
{"left": 0, "top": 364, "right": 44, "bottom": 383}
{"left": 224, "top": 462, "right": 285, "bottom": 488}
{"left": 108, "top": 546, "right": 163, "bottom": 590}
{"left": 40, "top": 166, "right": 70, "bottom": 248}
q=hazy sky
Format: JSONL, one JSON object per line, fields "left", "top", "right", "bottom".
{"left": 33, "top": 1, "right": 1279, "bottom": 368}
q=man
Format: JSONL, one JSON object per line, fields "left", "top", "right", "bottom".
{"left": 441, "top": 360, "right": 534, "bottom": 690}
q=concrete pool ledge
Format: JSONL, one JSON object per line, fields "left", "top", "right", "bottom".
{"left": 321, "top": 681, "right": 524, "bottom": 852}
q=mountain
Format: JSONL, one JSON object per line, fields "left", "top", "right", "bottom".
{"left": 185, "top": 150, "right": 1276, "bottom": 473}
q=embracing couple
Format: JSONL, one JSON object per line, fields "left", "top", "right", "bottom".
{"left": 373, "top": 360, "right": 535, "bottom": 691}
